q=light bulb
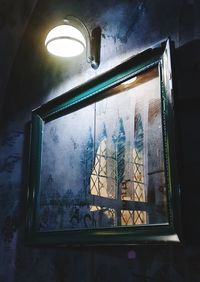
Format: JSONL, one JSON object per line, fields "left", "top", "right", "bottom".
{"left": 45, "top": 25, "right": 86, "bottom": 57}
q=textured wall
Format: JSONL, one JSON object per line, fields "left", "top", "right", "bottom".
{"left": 1, "top": 0, "right": 200, "bottom": 281}
{"left": 0, "top": 0, "right": 38, "bottom": 121}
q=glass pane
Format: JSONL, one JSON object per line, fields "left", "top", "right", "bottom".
{"left": 37, "top": 66, "right": 168, "bottom": 232}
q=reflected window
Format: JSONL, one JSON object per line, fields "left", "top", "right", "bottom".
{"left": 38, "top": 67, "right": 168, "bottom": 231}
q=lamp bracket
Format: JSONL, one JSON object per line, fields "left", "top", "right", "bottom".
{"left": 64, "top": 16, "right": 101, "bottom": 69}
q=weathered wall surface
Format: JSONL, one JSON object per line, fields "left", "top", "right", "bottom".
{"left": 1, "top": 0, "right": 200, "bottom": 281}
{"left": 0, "top": 0, "right": 38, "bottom": 120}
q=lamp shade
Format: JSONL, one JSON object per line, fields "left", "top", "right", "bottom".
{"left": 45, "top": 24, "right": 86, "bottom": 57}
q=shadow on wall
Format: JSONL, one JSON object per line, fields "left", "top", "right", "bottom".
{"left": 175, "top": 39, "right": 200, "bottom": 244}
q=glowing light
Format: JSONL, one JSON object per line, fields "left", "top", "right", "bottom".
{"left": 122, "top": 76, "right": 137, "bottom": 85}
{"left": 45, "top": 25, "right": 86, "bottom": 57}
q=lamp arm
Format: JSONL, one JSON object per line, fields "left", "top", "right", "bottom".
{"left": 65, "top": 16, "right": 101, "bottom": 69}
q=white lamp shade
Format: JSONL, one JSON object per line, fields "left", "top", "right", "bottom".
{"left": 45, "top": 25, "right": 86, "bottom": 57}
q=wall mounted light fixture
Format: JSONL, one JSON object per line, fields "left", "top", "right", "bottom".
{"left": 45, "top": 16, "right": 101, "bottom": 69}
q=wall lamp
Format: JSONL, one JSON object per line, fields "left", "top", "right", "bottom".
{"left": 45, "top": 16, "right": 101, "bottom": 69}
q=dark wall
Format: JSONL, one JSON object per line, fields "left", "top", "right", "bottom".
{"left": 0, "top": 0, "right": 37, "bottom": 118}
{"left": 1, "top": 0, "right": 200, "bottom": 281}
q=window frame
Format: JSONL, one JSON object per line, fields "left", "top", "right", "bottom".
{"left": 26, "top": 39, "right": 181, "bottom": 246}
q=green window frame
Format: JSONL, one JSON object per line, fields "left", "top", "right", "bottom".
{"left": 26, "top": 39, "right": 181, "bottom": 245}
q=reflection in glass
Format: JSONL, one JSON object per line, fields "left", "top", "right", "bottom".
{"left": 38, "top": 67, "right": 167, "bottom": 231}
